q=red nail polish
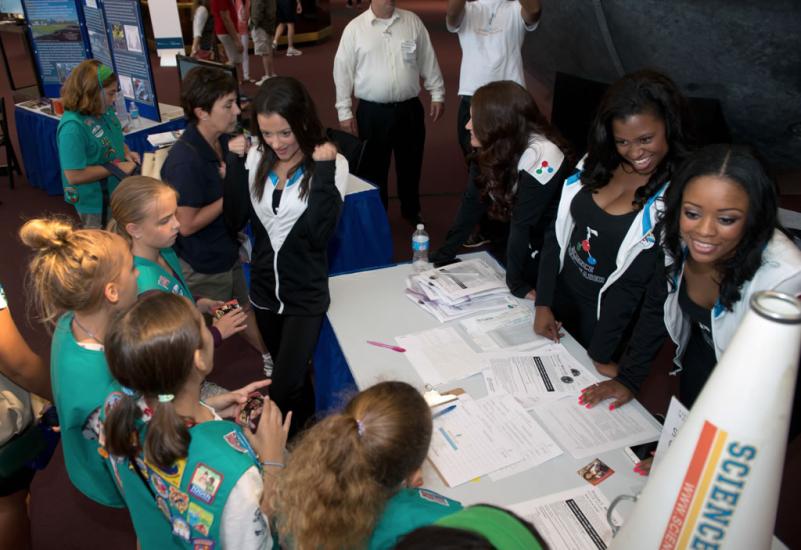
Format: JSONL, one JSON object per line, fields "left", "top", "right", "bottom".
{"left": 609, "top": 404, "right": 615, "bottom": 411}
{"left": 585, "top": 404, "right": 591, "bottom": 409}
{"left": 580, "top": 387, "right": 588, "bottom": 393}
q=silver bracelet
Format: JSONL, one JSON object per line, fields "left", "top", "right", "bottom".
{"left": 261, "top": 460, "right": 285, "bottom": 468}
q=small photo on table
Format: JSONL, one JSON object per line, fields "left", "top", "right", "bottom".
{"left": 577, "top": 458, "right": 614, "bottom": 486}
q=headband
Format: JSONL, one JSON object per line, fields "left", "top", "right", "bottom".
{"left": 97, "top": 64, "right": 114, "bottom": 86}
{"left": 435, "top": 505, "right": 544, "bottom": 550}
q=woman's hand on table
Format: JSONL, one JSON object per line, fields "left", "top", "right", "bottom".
{"left": 579, "top": 380, "right": 634, "bottom": 410}
{"left": 534, "top": 305, "right": 562, "bottom": 343}
{"left": 312, "top": 142, "right": 338, "bottom": 162}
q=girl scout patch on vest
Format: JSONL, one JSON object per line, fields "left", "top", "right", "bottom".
{"left": 169, "top": 485, "right": 190, "bottom": 513}
{"left": 157, "top": 496, "right": 172, "bottom": 520}
{"left": 172, "top": 517, "right": 191, "bottom": 541}
{"left": 158, "top": 275, "right": 171, "bottom": 290}
{"left": 187, "top": 502, "right": 214, "bottom": 536}
{"left": 146, "top": 457, "right": 186, "bottom": 487}
{"left": 188, "top": 464, "right": 223, "bottom": 504}
{"left": 418, "top": 489, "right": 450, "bottom": 506}
{"left": 150, "top": 471, "right": 171, "bottom": 498}
{"left": 192, "top": 538, "right": 215, "bottom": 550}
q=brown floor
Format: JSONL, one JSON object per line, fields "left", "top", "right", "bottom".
{"left": 1, "top": 2, "right": 800, "bottom": 548}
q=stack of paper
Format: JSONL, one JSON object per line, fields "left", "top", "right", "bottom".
{"left": 406, "top": 259, "right": 510, "bottom": 322}
{"left": 146, "top": 129, "right": 184, "bottom": 148}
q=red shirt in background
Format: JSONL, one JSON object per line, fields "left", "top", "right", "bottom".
{"left": 211, "top": 0, "right": 238, "bottom": 35}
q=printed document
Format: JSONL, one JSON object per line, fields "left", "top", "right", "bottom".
{"left": 396, "top": 327, "right": 487, "bottom": 385}
{"left": 482, "top": 347, "right": 599, "bottom": 409}
{"left": 651, "top": 396, "right": 689, "bottom": 471}
{"left": 536, "top": 396, "right": 661, "bottom": 459}
{"left": 411, "top": 258, "right": 506, "bottom": 302}
{"left": 427, "top": 396, "right": 524, "bottom": 487}
{"left": 509, "top": 485, "right": 621, "bottom": 550}
{"left": 483, "top": 393, "right": 563, "bottom": 481}
{"left": 460, "top": 304, "right": 552, "bottom": 352}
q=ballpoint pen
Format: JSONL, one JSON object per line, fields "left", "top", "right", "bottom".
{"left": 432, "top": 404, "right": 457, "bottom": 419}
{"left": 366, "top": 340, "right": 406, "bottom": 353}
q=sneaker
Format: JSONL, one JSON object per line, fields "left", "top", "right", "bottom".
{"left": 286, "top": 47, "right": 302, "bottom": 56}
{"left": 463, "top": 231, "right": 490, "bottom": 248}
{"left": 255, "top": 74, "right": 272, "bottom": 86}
{"left": 262, "top": 354, "right": 274, "bottom": 378}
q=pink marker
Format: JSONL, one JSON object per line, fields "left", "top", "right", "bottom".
{"left": 366, "top": 340, "right": 406, "bottom": 353}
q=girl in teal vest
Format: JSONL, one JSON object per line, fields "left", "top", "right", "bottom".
{"left": 108, "top": 175, "right": 248, "bottom": 345}
{"left": 273, "top": 381, "right": 462, "bottom": 550}
{"left": 57, "top": 60, "right": 140, "bottom": 228}
{"left": 102, "top": 292, "right": 290, "bottom": 549}
{"left": 20, "top": 217, "right": 140, "bottom": 506}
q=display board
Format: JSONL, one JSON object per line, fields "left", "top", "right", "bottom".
{"left": 20, "top": 0, "right": 160, "bottom": 121}
{"left": 21, "top": 0, "right": 90, "bottom": 98}
{"left": 101, "top": 0, "right": 159, "bottom": 121}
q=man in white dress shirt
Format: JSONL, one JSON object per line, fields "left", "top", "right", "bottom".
{"left": 333, "top": 0, "right": 445, "bottom": 224}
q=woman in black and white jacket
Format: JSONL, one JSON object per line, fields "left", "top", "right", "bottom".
{"left": 226, "top": 77, "right": 348, "bottom": 436}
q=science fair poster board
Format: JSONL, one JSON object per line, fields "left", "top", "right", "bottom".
{"left": 20, "top": 0, "right": 90, "bottom": 98}
{"left": 20, "top": 0, "right": 160, "bottom": 121}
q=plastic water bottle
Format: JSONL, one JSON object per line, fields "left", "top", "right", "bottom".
{"left": 412, "top": 224, "right": 429, "bottom": 272}
{"left": 129, "top": 105, "right": 140, "bottom": 129}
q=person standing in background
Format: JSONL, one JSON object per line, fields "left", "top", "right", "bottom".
{"left": 212, "top": 0, "right": 244, "bottom": 78}
{"left": 334, "top": 0, "right": 445, "bottom": 225}
{"left": 190, "top": 0, "right": 217, "bottom": 60}
{"left": 272, "top": 0, "right": 302, "bottom": 56}
{"left": 251, "top": 0, "right": 277, "bottom": 84}
{"left": 446, "top": 0, "right": 542, "bottom": 248}
{"left": 235, "top": 0, "right": 253, "bottom": 81}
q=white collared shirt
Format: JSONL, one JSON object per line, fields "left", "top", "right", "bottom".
{"left": 334, "top": 7, "right": 446, "bottom": 121}
{"left": 448, "top": 0, "right": 538, "bottom": 96}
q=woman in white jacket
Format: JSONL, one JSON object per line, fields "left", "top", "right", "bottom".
{"left": 582, "top": 145, "right": 801, "bottom": 421}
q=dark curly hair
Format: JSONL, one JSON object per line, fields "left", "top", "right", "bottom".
{"left": 659, "top": 144, "right": 779, "bottom": 311}
{"left": 469, "top": 81, "right": 570, "bottom": 221}
{"left": 582, "top": 69, "right": 692, "bottom": 209}
{"left": 250, "top": 76, "right": 327, "bottom": 202}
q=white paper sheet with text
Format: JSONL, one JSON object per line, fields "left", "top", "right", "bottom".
{"left": 427, "top": 396, "right": 523, "bottom": 487}
{"left": 483, "top": 347, "right": 599, "bottom": 409}
{"left": 536, "top": 396, "right": 660, "bottom": 459}
{"left": 483, "top": 393, "right": 563, "bottom": 481}
{"left": 651, "top": 396, "right": 689, "bottom": 471}
{"left": 509, "top": 485, "right": 621, "bottom": 550}
{"left": 459, "top": 305, "right": 553, "bottom": 352}
{"left": 395, "top": 327, "right": 487, "bottom": 385}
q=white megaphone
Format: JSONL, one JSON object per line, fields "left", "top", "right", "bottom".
{"left": 609, "top": 291, "right": 801, "bottom": 549}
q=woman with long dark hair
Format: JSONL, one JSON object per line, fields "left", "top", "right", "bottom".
{"left": 225, "top": 76, "right": 348, "bottom": 436}
{"left": 431, "top": 80, "right": 572, "bottom": 299}
{"left": 581, "top": 145, "right": 801, "bottom": 414}
{"left": 535, "top": 70, "right": 692, "bottom": 374}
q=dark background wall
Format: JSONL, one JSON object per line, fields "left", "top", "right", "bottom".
{"left": 522, "top": 0, "right": 801, "bottom": 168}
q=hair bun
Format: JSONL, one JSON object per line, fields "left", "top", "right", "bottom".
{"left": 19, "top": 217, "right": 76, "bottom": 252}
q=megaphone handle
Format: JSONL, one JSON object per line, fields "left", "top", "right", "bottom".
{"left": 607, "top": 493, "right": 639, "bottom": 536}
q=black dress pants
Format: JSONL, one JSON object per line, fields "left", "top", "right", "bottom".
{"left": 254, "top": 308, "right": 323, "bottom": 438}
{"left": 356, "top": 97, "right": 425, "bottom": 220}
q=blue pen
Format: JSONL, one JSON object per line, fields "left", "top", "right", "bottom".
{"left": 432, "top": 404, "right": 457, "bottom": 419}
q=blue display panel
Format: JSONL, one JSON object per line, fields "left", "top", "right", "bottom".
{"left": 102, "top": 0, "right": 160, "bottom": 121}
{"left": 21, "top": 0, "right": 90, "bottom": 98}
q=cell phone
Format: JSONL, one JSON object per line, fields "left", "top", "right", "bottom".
{"left": 433, "top": 257, "right": 462, "bottom": 269}
{"left": 238, "top": 393, "right": 264, "bottom": 431}
{"left": 625, "top": 440, "right": 658, "bottom": 464}
{"left": 212, "top": 299, "right": 241, "bottom": 320}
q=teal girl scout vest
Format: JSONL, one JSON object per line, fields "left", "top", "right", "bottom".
{"left": 101, "top": 394, "right": 261, "bottom": 550}
{"left": 135, "top": 248, "right": 193, "bottom": 300}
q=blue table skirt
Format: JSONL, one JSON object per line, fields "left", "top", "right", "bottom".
{"left": 14, "top": 106, "right": 186, "bottom": 196}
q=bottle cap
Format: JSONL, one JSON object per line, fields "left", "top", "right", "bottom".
{"left": 416, "top": 224, "right": 424, "bottom": 230}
